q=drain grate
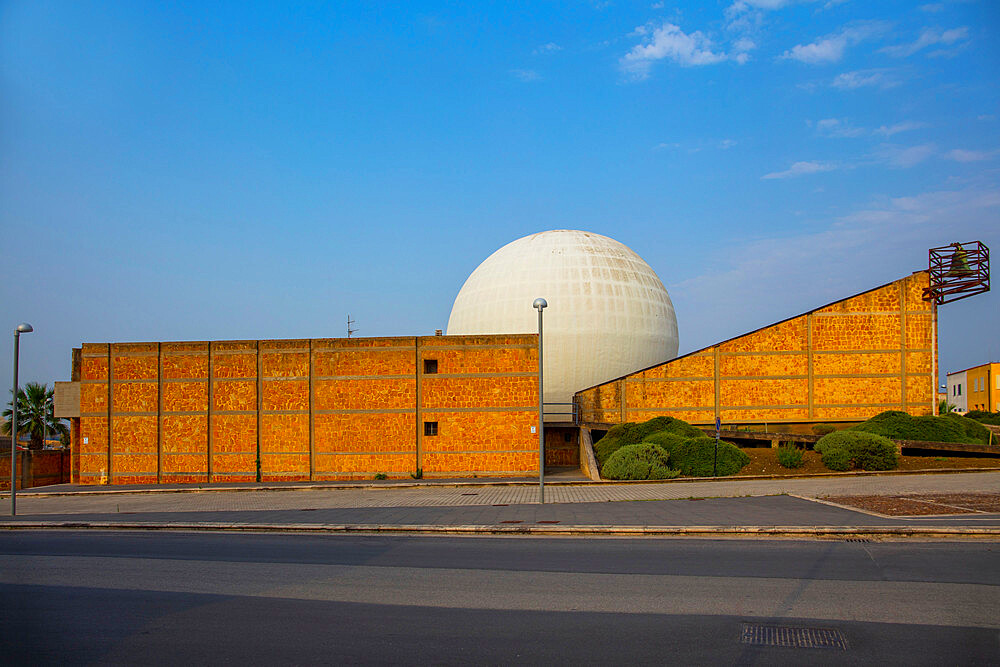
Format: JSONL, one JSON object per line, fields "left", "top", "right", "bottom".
{"left": 492, "top": 504, "right": 509, "bottom": 507}
{"left": 536, "top": 520, "right": 561, "bottom": 524}
{"left": 500, "top": 520, "right": 523, "bottom": 524}
{"left": 460, "top": 493, "right": 478, "bottom": 496}
{"left": 741, "top": 624, "right": 847, "bottom": 650}
{"left": 843, "top": 538, "right": 871, "bottom": 543}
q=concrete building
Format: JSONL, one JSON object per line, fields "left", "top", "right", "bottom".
{"left": 949, "top": 362, "right": 1000, "bottom": 413}
{"left": 55, "top": 229, "right": 960, "bottom": 485}
{"left": 946, "top": 370, "right": 968, "bottom": 413}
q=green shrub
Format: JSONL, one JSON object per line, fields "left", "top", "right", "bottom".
{"left": 594, "top": 416, "right": 704, "bottom": 466}
{"left": 601, "top": 442, "right": 680, "bottom": 480}
{"left": 815, "top": 431, "right": 898, "bottom": 471}
{"left": 643, "top": 431, "right": 691, "bottom": 453}
{"left": 776, "top": 445, "right": 804, "bottom": 469}
{"left": 821, "top": 447, "right": 852, "bottom": 471}
{"left": 811, "top": 424, "right": 837, "bottom": 436}
{"left": 965, "top": 410, "right": 1000, "bottom": 426}
{"left": 942, "top": 412, "right": 992, "bottom": 442}
{"left": 850, "top": 410, "right": 989, "bottom": 444}
{"left": 649, "top": 436, "right": 750, "bottom": 477}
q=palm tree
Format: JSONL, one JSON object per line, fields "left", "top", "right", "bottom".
{"left": 2, "top": 382, "right": 68, "bottom": 450}
{"left": 938, "top": 399, "right": 958, "bottom": 415}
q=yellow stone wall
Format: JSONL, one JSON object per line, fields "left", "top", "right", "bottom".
{"left": 576, "top": 272, "right": 938, "bottom": 426}
{"left": 72, "top": 334, "right": 539, "bottom": 484}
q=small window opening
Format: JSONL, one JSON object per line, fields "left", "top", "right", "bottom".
{"left": 424, "top": 359, "right": 438, "bottom": 374}
{"left": 424, "top": 421, "right": 438, "bottom": 436}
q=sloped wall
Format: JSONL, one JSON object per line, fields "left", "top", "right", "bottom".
{"left": 576, "top": 272, "right": 936, "bottom": 425}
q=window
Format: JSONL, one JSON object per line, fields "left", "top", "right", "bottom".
{"left": 957, "top": 384, "right": 962, "bottom": 396}
{"left": 423, "top": 359, "right": 438, "bottom": 374}
{"left": 424, "top": 421, "right": 438, "bottom": 436}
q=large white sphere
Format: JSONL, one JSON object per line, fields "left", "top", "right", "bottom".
{"left": 447, "top": 230, "right": 679, "bottom": 408}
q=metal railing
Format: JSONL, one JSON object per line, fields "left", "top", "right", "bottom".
{"left": 542, "top": 402, "right": 578, "bottom": 424}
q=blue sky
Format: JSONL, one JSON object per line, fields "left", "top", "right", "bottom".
{"left": 2, "top": 0, "right": 998, "bottom": 391}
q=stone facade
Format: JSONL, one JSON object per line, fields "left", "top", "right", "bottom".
{"left": 71, "top": 335, "right": 539, "bottom": 484}
{"left": 575, "top": 272, "right": 938, "bottom": 426}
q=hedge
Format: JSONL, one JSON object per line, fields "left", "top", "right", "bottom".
{"left": 965, "top": 410, "right": 1000, "bottom": 426}
{"left": 601, "top": 442, "right": 680, "bottom": 480}
{"left": 815, "top": 431, "right": 898, "bottom": 471}
{"left": 594, "top": 416, "right": 703, "bottom": 466}
{"left": 850, "top": 410, "right": 989, "bottom": 444}
{"left": 645, "top": 433, "right": 750, "bottom": 477}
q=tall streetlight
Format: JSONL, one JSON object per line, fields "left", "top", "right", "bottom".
{"left": 10, "top": 323, "right": 33, "bottom": 516}
{"left": 533, "top": 298, "right": 546, "bottom": 504}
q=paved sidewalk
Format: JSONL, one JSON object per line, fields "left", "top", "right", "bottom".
{"left": 2, "top": 471, "right": 998, "bottom": 536}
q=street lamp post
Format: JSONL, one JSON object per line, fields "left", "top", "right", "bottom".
{"left": 10, "top": 323, "right": 33, "bottom": 516}
{"left": 533, "top": 298, "right": 547, "bottom": 504}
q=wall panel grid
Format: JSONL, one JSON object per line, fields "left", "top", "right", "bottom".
{"left": 73, "top": 336, "right": 539, "bottom": 484}
{"left": 576, "top": 272, "right": 938, "bottom": 426}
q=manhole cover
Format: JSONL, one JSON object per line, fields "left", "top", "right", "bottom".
{"left": 740, "top": 624, "right": 847, "bottom": 650}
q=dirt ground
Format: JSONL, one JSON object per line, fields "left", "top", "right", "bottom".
{"left": 735, "top": 447, "right": 1000, "bottom": 477}
{"left": 822, "top": 493, "right": 1000, "bottom": 516}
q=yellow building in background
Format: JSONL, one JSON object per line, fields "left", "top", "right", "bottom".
{"left": 965, "top": 362, "right": 1000, "bottom": 413}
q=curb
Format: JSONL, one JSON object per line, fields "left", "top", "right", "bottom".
{"left": 1, "top": 521, "right": 998, "bottom": 539}
{"left": 6, "top": 467, "right": 1000, "bottom": 499}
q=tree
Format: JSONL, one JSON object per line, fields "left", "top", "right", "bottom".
{"left": 938, "top": 399, "right": 958, "bottom": 415}
{"left": 2, "top": 382, "right": 68, "bottom": 450}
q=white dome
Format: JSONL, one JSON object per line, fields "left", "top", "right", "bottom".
{"left": 447, "top": 230, "right": 679, "bottom": 408}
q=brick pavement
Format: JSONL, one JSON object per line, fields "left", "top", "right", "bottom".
{"left": 2, "top": 471, "right": 998, "bottom": 530}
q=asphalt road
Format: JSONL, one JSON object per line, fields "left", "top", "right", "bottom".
{"left": 2, "top": 531, "right": 997, "bottom": 665}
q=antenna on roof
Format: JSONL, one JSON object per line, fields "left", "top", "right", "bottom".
{"left": 347, "top": 315, "right": 358, "bottom": 338}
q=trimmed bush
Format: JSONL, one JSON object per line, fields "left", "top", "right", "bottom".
{"left": 601, "top": 442, "right": 680, "bottom": 480}
{"left": 850, "top": 410, "right": 989, "bottom": 444}
{"left": 648, "top": 435, "right": 750, "bottom": 477}
{"left": 965, "top": 410, "right": 1000, "bottom": 426}
{"left": 815, "top": 431, "right": 898, "bottom": 471}
{"left": 811, "top": 424, "right": 837, "bottom": 436}
{"left": 594, "top": 416, "right": 704, "bottom": 466}
{"left": 642, "top": 431, "right": 690, "bottom": 453}
{"left": 776, "top": 445, "right": 804, "bottom": 469}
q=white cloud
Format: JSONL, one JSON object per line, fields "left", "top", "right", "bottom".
{"left": 718, "top": 139, "right": 738, "bottom": 149}
{"left": 944, "top": 148, "right": 1000, "bottom": 162}
{"left": 533, "top": 43, "right": 563, "bottom": 55}
{"left": 919, "top": 3, "right": 945, "bottom": 12}
{"left": 874, "top": 143, "right": 936, "bottom": 167}
{"left": 978, "top": 115, "right": 997, "bottom": 121}
{"left": 881, "top": 26, "right": 968, "bottom": 57}
{"left": 874, "top": 121, "right": 928, "bottom": 136}
{"left": 815, "top": 117, "right": 866, "bottom": 138}
{"left": 831, "top": 69, "right": 900, "bottom": 90}
{"left": 510, "top": 69, "right": 541, "bottom": 82}
{"left": 762, "top": 161, "right": 837, "bottom": 179}
{"left": 621, "top": 22, "right": 728, "bottom": 78}
{"left": 780, "top": 22, "right": 887, "bottom": 64}
{"left": 669, "top": 185, "right": 1000, "bottom": 358}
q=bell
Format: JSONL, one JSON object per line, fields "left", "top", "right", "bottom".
{"left": 946, "top": 245, "right": 974, "bottom": 277}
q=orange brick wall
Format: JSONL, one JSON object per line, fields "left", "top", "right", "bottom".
{"left": 73, "top": 335, "right": 539, "bottom": 484}
{"left": 576, "top": 272, "right": 938, "bottom": 426}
